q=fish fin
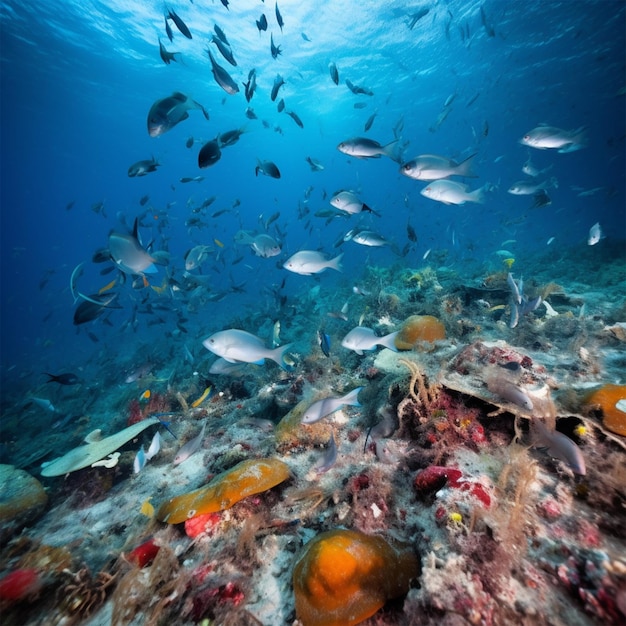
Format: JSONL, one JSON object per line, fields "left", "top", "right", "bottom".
{"left": 456, "top": 152, "right": 478, "bottom": 177}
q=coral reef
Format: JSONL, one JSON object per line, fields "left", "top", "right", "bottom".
{"left": 394, "top": 315, "right": 446, "bottom": 350}
{"left": 583, "top": 384, "right": 626, "bottom": 436}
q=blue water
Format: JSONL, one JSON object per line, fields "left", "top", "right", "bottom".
{"left": 1, "top": 0, "right": 624, "bottom": 384}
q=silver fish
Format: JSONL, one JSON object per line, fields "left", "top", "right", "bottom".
{"left": 520, "top": 125, "right": 587, "bottom": 152}
{"left": 302, "top": 388, "right": 362, "bottom": 424}
{"left": 207, "top": 49, "right": 239, "bottom": 95}
{"left": 173, "top": 421, "right": 206, "bottom": 465}
{"left": 400, "top": 153, "right": 477, "bottom": 181}
{"left": 283, "top": 250, "right": 343, "bottom": 275}
{"left": 337, "top": 137, "right": 398, "bottom": 160}
{"left": 147, "top": 92, "right": 209, "bottom": 137}
{"left": 420, "top": 180, "right": 486, "bottom": 205}
{"left": 341, "top": 327, "right": 398, "bottom": 355}
{"left": 203, "top": 329, "right": 293, "bottom": 368}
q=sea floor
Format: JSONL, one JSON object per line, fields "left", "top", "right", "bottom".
{"left": 1, "top": 247, "right": 625, "bottom": 626}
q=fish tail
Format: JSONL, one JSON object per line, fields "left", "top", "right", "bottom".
{"left": 457, "top": 152, "right": 478, "bottom": 177}
{"left": 329, "top": 253, "right": 344, "bottom": 272}
{"left": 270, "top": 343, "right": 294, "bottom": 370}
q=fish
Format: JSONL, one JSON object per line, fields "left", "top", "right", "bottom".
{"left": 198, "top": 139, "right": 222, "bottom": 168}
{"left": 167, "top": 8, "right": 192, "bottom": 39}
{"left": 191, "top": 386, "right": 213, "bottom": 408}
{"left": 520, "top": 125, "right": 587, "bottom": 152}
{"left": 173, "top": 421, "right": 206, "bottom": 465}
{"left": 243, "top": 69, "right": 257, "bottom": 102}
{"left": 73, "top": 293, "right": 118, "bottom": 325}
{"left": 235, "top": 230, "right": 281, "bottom": 257}
{"left": 214, "top": 24, "right": 229, "bottom": 45}
{"left": 315, "top": 432, "right": 337, "bottom": 474}
{"left": 245, "top": 107, "right": 257, "bottom": 119}
{"left": 139, "top": 194, "right": 150, "bottom": 206}
{"left": 270, "top": 33, "right": 282, "bottom": 59}
{"left": 164, "top": 15, "right": 173, "bottom": 42}
{"left": 203, "top": 329, "right": 293, "bottom": 369}
{"left": 185, "top": 245, "right": 212, "bottom": 270}
{"left": 275, "top": 2, "right": 284, "bottom": 31}
{"left": 522, "top": 157, "right": 552, "bottom": 178}
{"left": 211, "top": 34, "right": 236, "bottom": 66}
{"left": 147, "top": 92, "right": 209, "bottom": 137}
{"left": 353, "top": 102, "right": 367, "bottom": 109}
{"left": 337, "top": 137, "right": 399, "bottom": 160}
{"left": 341, "top": 327, "right": 399, "bottom": 355}
{"left": 301, "top": 32, "right": 312, "bottom": 42}
{"left": 256, "top": 14, "right": 268, "bottom": 32}
{"left": 588, "top": 222, "right": 602, "bottom": 246}
{"left": 420, "top": 180, "right": 486, "bottom": 205}
{"left": 255, "top": 159, "right": 281, "bottom": 178}
{"left": 207, "top": 49, "right": 239, "bottom": 95}
{"left": 158, "top": 39, "right": 179, "bottom": 64}
{"left": 350, "top": 230, "right": 390, "bottom": 247}
{"left": 318, "top": 330, "right": 331, "bottom": 357}
{"left": 264, "top": 211, "right": 281, "bottom": 229}
{"left": 345, "top": 79, "right": 373, "bottom": 96}
{"left": 302, "top": 388, "right": 362, "bottom": 424}
{"left": 146, "top": 432, "right": 161, "bottom": 460}
{"left": 531, "top": 189, "right": 552, "bottom": 208}
{"left": 364, "top": 112, "right": 377, "bottom": 132}
{"left": 209, "top": 357, "right": 249, "bottom": 376}
{"left": 271, "top": 74, "right": 285, "bottom": 101}
{"left": 286, "top": 110, "right": 304, "bottom": 128}
{"left": 305, "top": 156, "right": 324, "bottom": 171}
{"left": 180, "top": 176, "right": 204, "bottom": 183}
{"left": 109, "top": 219, "right": 157, "bottom": 275}
{"left": 283, "top": 251, "right": 343, "bottom": 275}
{"left": 28, "top": 397, "right": 57, "bottom": 412}
{"left": 407, "top": 7, "right": 430, "bottom": 29}
{"left": 45, "top": 372, "right": 80, "bottom": 385}
{"left": 329, "top": 62, "right": 339, "bottom": 85}
{"left": 218, "top": 127, "right": 246, "bottom": 148}
{"left": 133, "top": 446, "right": 147, "bottom": 474}
{"left": 400, "top": 153, "right": 477, "bottom": 181}
{"left": 532, "top": 418, "right": 586, "bottom": 475}
{"left": 508, "top": 177, "right": 558, "bottom": 195}
{"left": 330, "top": 190, "right": 379, "bottom": 216}
{"left": 480, "top": 5, "right": 495, "bottom": 37}
{"left": 128, "top": 156, "right": 159, "bottom": 177}
{"left": 407, "top": 223, "right": 417, "bottom": 242}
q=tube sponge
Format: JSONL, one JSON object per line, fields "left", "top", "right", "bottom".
{"left": 292, "top": 529, "right": 419, "bottom": 626}
{"left": 156, "top": 458, "right": 290, "bottom": 524}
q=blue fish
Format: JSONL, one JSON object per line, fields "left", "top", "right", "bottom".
{"left": 318, "top": 330, "right": 331, "bottom": 357}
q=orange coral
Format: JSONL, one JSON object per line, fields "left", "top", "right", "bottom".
{"left": 583, "top": 384, "right": 626, "bottom": 436}
{"left": 292, "top": 529, "right": 419, "bottom": 626}
{"left": 156, "top": 458, "right": 290, "bottom": 524}
{"left": 394, "top": 315, "right": 446, "bottom": 350}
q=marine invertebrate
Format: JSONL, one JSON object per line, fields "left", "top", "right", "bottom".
{"left": 394, "top": 315, "right": 446, "bottom": 350}
{"left": 292, "top": 529, "right": 419, "bottom": 626}
{"left": 156, "top": 458, "right": 291, "bottom": 523}
{"left": 58, "top": 564, "right": 117, "bottom": 620}
{"left": 0, "top": 568, "right": 42, "bottom": 603}
{"left": 583, "top": 384, "right": 626, "bottom": 436}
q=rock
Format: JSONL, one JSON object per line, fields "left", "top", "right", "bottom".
{"left": 0, "top": 465, "right": 48, "bottom": 541}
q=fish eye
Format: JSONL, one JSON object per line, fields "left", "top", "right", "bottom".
{"left": 402, "top": 163, "right": 411, "bottom": 171}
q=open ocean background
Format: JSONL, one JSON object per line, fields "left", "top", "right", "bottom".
{"left": 1, "top": 0, "right": 624, "bottom": 386}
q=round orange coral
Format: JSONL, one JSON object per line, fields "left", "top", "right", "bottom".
{"left": 293, "top": 529, "right": 419, "bottom": 626}
{"left": 583, "top": 384, "right": 626, "bottom": 436}
{"left": 394, "top": 315, "right": 446, "bottom": 350}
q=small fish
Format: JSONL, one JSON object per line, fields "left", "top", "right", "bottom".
{"left": 198, "top": 139, "right": 222, "bottom": 168}
{"left": 305, "top": 156, "right": 324, "bottom": 171}
{"left": 211, "top": 34, "right": 237, "bottom": 66}
{"left": 167, "top": 8, "right": 192, "bottom": 39}
{"left": 283, "top": 251, "right": 343, "bottom": 275}
{"left": 203, "top": 329, "right": 293, "bottom": 369}
{"left": 191, "top": 386, "right": 213, "bottom": 408}
{"left": 256, "top": 14, "right": 268, "bottom": 32}
{"left": 329, "top": 62, "right": 339, "bottom": 85}
{"left": 207, "top": 49, "right": 239, "bottom": 95}
{"left": 588, "top": 222, "right": 602, "bottom": 246}
{"left": 214, "top": 23, "right": 229, "bottom": 44}
{"left": 520, "top": 125, "right": 587, "bottom": 152}
{"left": 508, "top": 177, "right": 557, "bottom": 195}
{"left": 139, "top": 389, "right": 151, "bottom": 402}
{"left": 139, "top": 194, "right": 150, "bottom": 206}
{"left": 164, "top": 15, "right": 173, "bottom": 42}
{"left": 270, "top": 74, "right": 285, "bottom": 101}
{"left": 532, "top": 418, "right": 586, "bottom": 475}
{"left": 28, "top": 397, "right": 57, "bottom": 412}
{"left": 174, "top": 421, "right": 206, "bottom": 465}
{"left": 318, "top": 330, "right": 331, "bottom": 357}
{"left": 350, "top": 230, "right": 390, "bottom": 247}
{"left": 407, "top": 223, "right": 417, "bottom": 242}
{"left": 400, "top": 153, "right": 477, "bottom": 181}
{"left": 364, "top": 112, "right": 377, "bottom": 132}
{"left": 128, "top": 157, "right": 159, "bottom": 177}
{"left": 341, "top": 327, "right": 398, "bottom": 355}
{"left": 255, "top": 159, "right": 281, "bottom": 178}
{"left": 301, "top": 32, "right": 312, "bottom": 42}
{"left": 315, "top": 432, "right": 338, "bottom": 474}
{"left": 345, "top": 79, "right": 373, "bottom": 96}
{"left": 270, "top": 33, "right": 282, "bottom": 59}
{"left": 275, "top": 2, "right": 284, "bottom": 31}
{"left": 158, "top": 39, "right": 179, "bottom": 64}
{"left": 337, "top": 137, "right": 398, "bottom": 160}
{"left": 98, "top": 277, "right": 117, "bottom": 294}
{"left": 547, "top": 237, "right": 555, "bottom": 245}
{"left": 286, "top": 110, "right": 304, "bottom": 128}
{"left": 330, "top": 190, "right": 379, "bottom": 216}
{"left": 272, "top": 320, "right": 281, "bottom": 347}
{"left": 302, "top": 388, "right": 362, "bottom": 424}
{"left": 140, "top": 498, "right": 155, "bottom": 517}
{"left": 214, "top": 238, "right": 224, "bottom": 248}
{"left": 45, "top": 372, "right": 80, "bottom": 385}
{"left": 420, "top": 180, "right": 486, "bottom": 205}
{"left": 133, "top": 446, "right": 147, "bottom": 474}
{"left": 146, "top": 432, "right": 161, "bottom": 460}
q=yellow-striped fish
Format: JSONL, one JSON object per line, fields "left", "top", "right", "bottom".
{"left": 140, "top": 497, "right": 155, "bottom": 518}
{"left": 214, "top": 238, "right": 224, "bottom": 248}
{"left": 191, "top": 386, "right": 212, "bottom": 408}
{"left": 98, "top": 278, "right": 117, "bottom": 294}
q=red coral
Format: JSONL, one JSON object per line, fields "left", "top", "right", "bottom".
{"left": 184, "top": 512, "right": 221, "bottom": 538}
{"left": 127, "top": 399, "right": 143, "bottom": 426}
{"left": 414, "top": 466, "right": 463, "bottom": 498}
{"left": 127, "top": 392, "right": 172, "bottom": 426}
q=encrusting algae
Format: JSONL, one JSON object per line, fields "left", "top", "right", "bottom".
{"left": 156, "top": 458, "right": 290, "bottom": 524}
{"left": 292, "top": 529, "right": 419, "bottom": 626}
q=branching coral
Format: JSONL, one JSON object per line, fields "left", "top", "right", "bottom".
{"left": 58, "top": 563, "right": 118, "bottom": 622}
{"left": 398, "top": 358, "right": 440, "bottom": 412}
